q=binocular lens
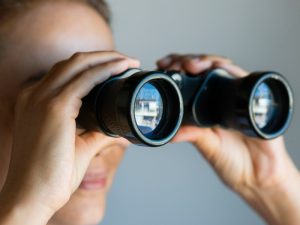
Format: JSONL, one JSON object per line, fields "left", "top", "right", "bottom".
{"left": 78, "top": 69, "right": 183, "bottom": 147}
{"left": 248, "top": 74, "right": 293, "bottom": 139}
{"left": 251, "top": 82, "right": 277, "bottom": 129}
{"left": 134, "top": 83, "right": 163, "bottom": 135}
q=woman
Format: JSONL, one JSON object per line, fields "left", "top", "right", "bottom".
{"left": 0, "top": 0, "right": 299, "bottom": 225}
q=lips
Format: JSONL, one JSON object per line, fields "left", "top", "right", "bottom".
{"left": 79, "top": 171, "right": 108, "bottom": 190}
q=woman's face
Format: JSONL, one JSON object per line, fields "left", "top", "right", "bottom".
{"left": 0, "top": 1, "right": 127, "bottom": 225}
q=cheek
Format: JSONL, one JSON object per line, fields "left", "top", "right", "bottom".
{"left": 89, "top": 145, "right": 126, "bottom": 190}
{"left": 0, "top": 128, "right": 13, "bottom": 190}
{"left": 104, "top": 147, "right": 126, "bottom": 189}
{"left": 0, "top": 104, "right": 14, "bottom": 190}
{"left": 0, "top": 150, "right": 11, "bottom": 190}
{"left": 101, "top": 145, "right": 126, "bottom": 171}
{"left": 87, "top": 144, "right": 126, "bottom": 176}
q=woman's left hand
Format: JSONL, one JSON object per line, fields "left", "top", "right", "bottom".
{"left": 157, "top": 53, "right": 300, "bottom": 225}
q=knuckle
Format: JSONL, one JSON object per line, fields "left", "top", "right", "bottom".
{"left": 199, "top": 54, "right": 209, "bottom": 60}
{"left": 18, "top": 88, "right": 31, "bottom": 102}
{"left": 181, "top": 54, "right": 192, "bottom": 60}
{"left": 15, "top": 87, "right": 68, "bottom": 118}
{"left": 109, "top": 59, "right": 128, "bottom": 70}
{"left": 108, "top": 50, "right": 125, "bottom": 58}
{"left": 107, "top": 50, "right": 119, "bottom": 56}
{"left": 104, "top": 57, "right": 125, "bottom": 68}
{"left": 88, "top": 132, "right": 100, "bottom": 142}
{"left": 165, "top": 54, "right": 180, "bottom": 61}
{"left": 49, "top": 60, "right": 67, "bottom": 75}
{"left": 16, "top": 85, "right": 39, "bottom": 105}
{"left": 80, "top": 68, "right": 95, "bottom": 79}
{"left": 70, "top": 52, "right": 86, "bottom": 62}
{"left": 16, "top": 89, "right": 31, "bottom": 109}
{"left": 168, "top": 53, "right": 179, "bottom": 58}
{"left": 218, "top": 55, "right": 232, "bottom": 62}
{"left": 16, "top": 87, "right": 42, "bottom": 112}
{"left": 212, "top": 61, "right": 226, "bottom": 68}
{"left": 45, "top": 96, "right": 65, "bottom": 114}
{"left": 52, "top": 60, "right": 67, "bottom": 70}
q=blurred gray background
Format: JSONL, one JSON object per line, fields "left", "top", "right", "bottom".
{"left": 101, "top": 1, "right": 300, "bottom": 225}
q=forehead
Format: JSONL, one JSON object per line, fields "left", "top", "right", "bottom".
{"left": 0, "top": 1, "right": 113, "bottom": 91}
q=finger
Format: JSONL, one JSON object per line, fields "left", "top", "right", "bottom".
{"left": 182, "top": 57, "right": 213, "bottom": 74}
{"left": 164, "top": 61, "right": 183, "bottom": 72}
{"left": 214, "top": 63, "right": 249, "bottom": 78}
{"left": 157, "top": 54, "right": 199, "bottom": 69}
{"left": 172, "top": 126, "right": 221, "bottom": 162}
{"left": 40, "top": 51, "right": 139, "bottom": 90}
{"left": 157, "top": 56, "right": 173, "bottom": 68}
{"left": 59, "top": 58, "right": 139, "bottom": 110}
{"left": 198, "top": 54, "right": 232, "bottom": 64}
{"left": 172, "top": 125, "right": 214, "bottom": 144}
{"left": 175, "top": 54, "right": 232, "bottom": 66}
{"left": 158, "top": 54, "right": 233, "bottom": 75}
{"left": 156, "top": 53, "right": 181, "bottom": 69}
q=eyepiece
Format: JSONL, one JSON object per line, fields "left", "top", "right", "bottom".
{"left": 248, "top": 72, "right": 293, "bottom": 139}
{"left": 180, "top": 69, "right": 293, "bottom": 139}
{"left": 77, "top": 69, "right": 183, "bottom": 147}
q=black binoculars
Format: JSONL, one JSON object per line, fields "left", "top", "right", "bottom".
{"left": 77, "top": 68, "right": 293, "bottom": 147}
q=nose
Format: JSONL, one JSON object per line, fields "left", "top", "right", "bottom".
{"left": 76, "top": 127, "right": 130, "bottom": 148}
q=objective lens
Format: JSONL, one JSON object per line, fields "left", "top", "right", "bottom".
{"left": 134, "top": 83, "right": 163, "bottom": 134}
{"left": 251, "top": 82, "right": 277, "bottom": 129}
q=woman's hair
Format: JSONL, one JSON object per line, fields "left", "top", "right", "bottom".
{"left": 0, "top": 0, "right": 111, "bottom": 24}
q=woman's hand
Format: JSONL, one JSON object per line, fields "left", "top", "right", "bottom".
{"left": 157, "top": 54, "right": 300, "bottom": 225}
{"left": 0, "top": 51, "right": 140, "bottom": 225}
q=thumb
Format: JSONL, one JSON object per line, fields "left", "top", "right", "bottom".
{"left": 173, "top": 126, "right": 221, "bottom": 162}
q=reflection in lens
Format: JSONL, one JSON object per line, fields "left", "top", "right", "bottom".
{"left": 251, "top": 82, "right": 277, "bottom": 129}
{"left": 134, "top": 83, "right": 163, "bottom": 135}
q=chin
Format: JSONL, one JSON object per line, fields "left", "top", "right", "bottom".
{"left": 48, "top": 189, "right": 107, "bottom": 225}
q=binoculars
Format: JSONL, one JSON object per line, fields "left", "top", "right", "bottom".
{"left": 77, "top": 68, "right": 293, "bottom": 147}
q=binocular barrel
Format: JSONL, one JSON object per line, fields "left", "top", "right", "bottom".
{"left": 170, "top": 69, "right": 293, "bottom": 139}
{"left": 77, "top": 69, "right": 184, "bottom": 146}
{"left": 77, "top": 68, "right": 293, "bottom": 146}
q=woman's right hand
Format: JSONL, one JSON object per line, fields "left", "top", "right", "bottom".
{"left": 0, "top": 51, "right": 140, "bottom": 224}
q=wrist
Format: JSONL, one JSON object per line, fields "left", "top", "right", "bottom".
{"left": 0, "top": 190, "right": 54, "bottom": 225}
{"left": 240, "top": 162, "right": 300, "bottom": 225}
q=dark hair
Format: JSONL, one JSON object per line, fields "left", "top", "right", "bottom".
{"left": 0, "top": 0, "right": 111, "bottom": 24}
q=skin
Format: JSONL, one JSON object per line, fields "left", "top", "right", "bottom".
{"left": 0, "top": 1, "right": 300, "bottom": 225}
{"left": 0, "top": 1, "right": 139, "bottom": 225}
{"left": 158, "top": 54, "right": 300, "bottom": 225}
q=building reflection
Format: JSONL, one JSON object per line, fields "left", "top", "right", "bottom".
{"left": 252, "top": 83, "right": 276, "bottom": 128}
{"left": 134, "top": 84, "right": 163, "bottom": 134}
